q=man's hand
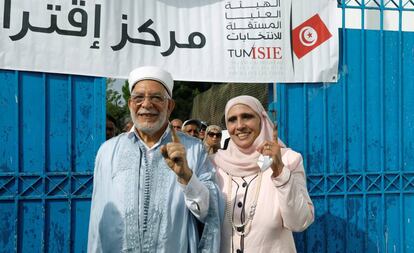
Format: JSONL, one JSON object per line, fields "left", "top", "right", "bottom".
{"left": 256, "top": 123, "right": 284, "bottom": 177}
{"left": 160, "top": 125, "right": 193, "bottom": 185}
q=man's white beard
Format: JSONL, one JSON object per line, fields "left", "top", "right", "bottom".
{"left": 130, "top": 108, "right": 167, "bottom": 135}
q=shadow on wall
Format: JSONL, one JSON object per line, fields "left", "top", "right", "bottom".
{"left": 294, "top": 212, "right": 378, "bottom": 253}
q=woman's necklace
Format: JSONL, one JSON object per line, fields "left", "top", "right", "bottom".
{"left": 225, "top": 171, "right": 263, "bottom": 236}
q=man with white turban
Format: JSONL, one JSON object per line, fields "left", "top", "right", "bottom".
{"left": 88, "top": 66, "right": 222, "bottom": 252}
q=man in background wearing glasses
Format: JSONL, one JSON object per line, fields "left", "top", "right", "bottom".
{"left": 88, "top": 66, "right": 221, "bottom": 253}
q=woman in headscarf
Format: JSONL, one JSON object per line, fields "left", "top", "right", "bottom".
{"left": 212, "top": 95, "right": 314, "bottom": 253}
{"left": 203, "top": 125, "right": 222, "bottom": 155}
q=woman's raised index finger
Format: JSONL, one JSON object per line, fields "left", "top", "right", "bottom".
{"left": 272, "top": 122, "right": 278, "bottom": 142}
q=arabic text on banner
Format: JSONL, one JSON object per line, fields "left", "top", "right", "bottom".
{"left": 0, "top": 0, "right": 339, "bottom": 83}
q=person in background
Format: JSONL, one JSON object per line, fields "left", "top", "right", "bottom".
{"left": 199, "top": 121, "right": 208, "bottom": 140}
{"left": 122, "top": 116, "right": 134, "bottom": 132}
{"left": 203, "top": 125, "right": 222, "bottom": 155}
{"left": 171, "top": 118, "right": 183, "bottom": 131}
{"left": 212, "top": 95, "right": 314, "bottom": 253}
{"left": 182, "top": 119, "right": 201, "bottom": 138}
{"left": 88, "top": 66, "right": 222, "bottom": 253}
{"left": 220, "top": 115, "right": 230, "bottom": 150}
{"left": 106, "top": 115, "right": 117, "bottom": 140}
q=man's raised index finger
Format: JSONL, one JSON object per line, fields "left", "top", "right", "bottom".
{"left": 170, "top": 124, "right": 180, "bottom": 143}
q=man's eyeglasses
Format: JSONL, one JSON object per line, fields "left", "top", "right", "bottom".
{"left": 131, "top": 93, "right": 169, "bottom": 104}
{"left": 207, "top": 132, "right": 222, "bottom": 138}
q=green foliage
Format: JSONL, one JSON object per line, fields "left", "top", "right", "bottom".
{"left": 121, "top": 81, "right": 131, "bottom": 102}
{"left": 170, "top": 81, "right": 212, "bottom": 120}
{"left": 106, "top": 79, "right": 130, "bottom": 128}
{"left": 170, "top": 81, "right": 193, "bottom": 120}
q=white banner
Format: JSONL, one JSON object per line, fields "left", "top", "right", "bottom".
{"left": 0, "top": 0, "right": 339, "bottom": 83}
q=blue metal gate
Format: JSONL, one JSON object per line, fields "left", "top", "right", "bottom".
{"left": 271, "top": 1, "right": 414, "bottom": 252}
{"left": 0, "top": 70, "right": 105, "bottom": 252}
{"left": 2, "top": 2, "right": 414, "bottom": 253}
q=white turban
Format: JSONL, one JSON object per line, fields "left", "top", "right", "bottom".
{"left": 128, "top": 66, "right": 174, "bottom": 97}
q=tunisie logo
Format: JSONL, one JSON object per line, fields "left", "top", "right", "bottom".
{"left": 292, "top": 14, "right": 332, "bottom": 59}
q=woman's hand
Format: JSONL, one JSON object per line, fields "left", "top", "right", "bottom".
{"left": 257, "top": 124, "right": 284, "bottom": 177}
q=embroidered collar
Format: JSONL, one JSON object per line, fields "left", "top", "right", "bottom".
{"left": 127, "top": 125, "right": 171, "bottom": 150}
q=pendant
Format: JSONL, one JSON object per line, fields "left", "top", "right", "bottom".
{"left": 235, "top": 225, "right": 244, "bottom": 232}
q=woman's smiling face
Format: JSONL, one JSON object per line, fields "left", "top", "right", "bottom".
{"left": 226, "top": 104, "right": 261, "bottom": 149}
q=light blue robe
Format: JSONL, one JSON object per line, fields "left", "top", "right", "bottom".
{"left": 87, "top": 129, "right": 222, "bottom": 253}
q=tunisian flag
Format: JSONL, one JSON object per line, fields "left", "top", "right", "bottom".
{"left": 292, "top": 14, "right": 333, "bottom": 59}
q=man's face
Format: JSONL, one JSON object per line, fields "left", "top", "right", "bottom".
{"left": 128, "top": 80, "right": 174, "bottom": 136}
{"left": 183, "top": 124, "right": 199, "bottom": 137}
{"left": 171, "top": 119, "right": 183, "bottom": 131}
{"left": 106, "top": 119, "right": 116, "bottom": 140}
{"left": 199, "top": 128, "right": 206, "bottom": 139}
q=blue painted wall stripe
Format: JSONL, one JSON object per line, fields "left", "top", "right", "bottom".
{"left": 275, "top": 27, "right": 414, "bottom": 253}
